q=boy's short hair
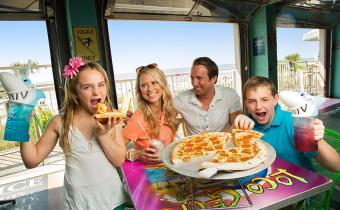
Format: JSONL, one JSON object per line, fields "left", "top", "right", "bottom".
{"left": 192, "top": 57, "right": 219, "bottom": 80}
{"left": 243, "top": 76, "right": 277, "bottom": 99}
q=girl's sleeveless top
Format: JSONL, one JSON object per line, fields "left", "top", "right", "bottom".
{"left": 59, "top": 127, "right": 126, "bottom": 210}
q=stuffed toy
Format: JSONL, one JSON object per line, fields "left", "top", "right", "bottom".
{"left": 0, "top": 72, "right": 45, "bottom": 142}
{"left": 279, "top": 91, "right": 325, "bottom": 117}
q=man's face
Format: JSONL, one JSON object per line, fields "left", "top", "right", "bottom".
{"left": 190, "top": 64, "right": 217, "bottom": 97}
{"left": 244, "top": 86, "right": 278, "bottom": 126}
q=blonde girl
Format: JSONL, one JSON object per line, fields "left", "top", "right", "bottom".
{"left": 123, "top": 63, "right": 179, "bottom": 164}
{"left": 20, "top": 58, "right": 126, "bottom": 210}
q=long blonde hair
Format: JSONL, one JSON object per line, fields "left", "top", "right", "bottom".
{"left": 60, "top": 62, "right": 112, "bottom": 153}
{"left": 135, "top": 65, "right": 179, "bottom": 139}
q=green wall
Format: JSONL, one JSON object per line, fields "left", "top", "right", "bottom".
{"left": 248, "top": 6, "right": 277, "bottom": 85}
{"left": 65, "top": 0, "right": 102, "bottom": 64}
{"left": 331, "top": 24, "right": 340, "bottom": 97}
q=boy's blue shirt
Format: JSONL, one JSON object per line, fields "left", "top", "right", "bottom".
{"left": 249, "top": 104, "right": 318, "bottom": 171}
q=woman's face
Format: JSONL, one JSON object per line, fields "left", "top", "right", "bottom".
{"left": 76, "top": 68, "right": 107, "bottom": 114}
{"left": 139, "top": 73, "right": 163, "bottom": 105}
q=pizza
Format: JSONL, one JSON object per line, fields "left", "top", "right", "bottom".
{"left": 94, "top": 102, "right": 126, "bottom": 123}
{"left": 171, "top": 129, "right": 266, "bottom": 174}
{"left": 171, "top": 132, "right": 231, "bottom": 164}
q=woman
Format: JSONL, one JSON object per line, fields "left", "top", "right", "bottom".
{"left": 123, "top": 63, "right": 179, "bottom": 164}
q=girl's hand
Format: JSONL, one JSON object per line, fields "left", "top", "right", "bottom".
{"left": 95, "top": 117, "right": 122, "bottom": 136}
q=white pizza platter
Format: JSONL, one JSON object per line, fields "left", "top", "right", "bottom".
{"left": 162, "top": 138, "right": 276, "bottom": 180}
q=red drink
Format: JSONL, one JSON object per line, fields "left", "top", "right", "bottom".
{"left": 294, "top": 126, "right": 318, "bottom": 152}
{"left": 293, "top": 116, "right": 318, "bottom": 152}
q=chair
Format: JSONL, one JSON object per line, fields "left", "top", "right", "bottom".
{"left": 176, "top": 114, "right": 188, "bottom": 138}
{"left": 119, "top": 95, "right": 132, "bottom": 114}
{"left": 295, "top": 128, "right": 340, "bottom": 210}
{"left": 0, "top": 199, "right": 16, "bottom": 206}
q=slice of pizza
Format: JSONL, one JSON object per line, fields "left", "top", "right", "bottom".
{"left": 171, "top": 132, "right": 231, "bottom": 164}
{"left": 200, "top": 129, "right": 266, "bottom": 175}
{"left": 94, "top": 102, "right": 126, "bottom": 123}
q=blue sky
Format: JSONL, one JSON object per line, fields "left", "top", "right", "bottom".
{"left": 0, "top": 20, "right": 319, "bottom": 74}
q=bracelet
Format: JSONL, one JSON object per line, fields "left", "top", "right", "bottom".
{"left": 126, "top": 148, "right": 136, "bottom": 161}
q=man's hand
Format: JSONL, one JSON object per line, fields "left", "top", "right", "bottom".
{"left": 123, "top": 110, "right": 133, "bottom": 126}
{"left": 233, "top": 114, "right": 254, "bottom": 130}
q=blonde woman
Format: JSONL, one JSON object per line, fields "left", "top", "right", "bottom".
{"left": 123, "top": 63, "right": 179, "bottom": 164}
{"left": 20, "top": 58, "right": 127, "bottom": 210}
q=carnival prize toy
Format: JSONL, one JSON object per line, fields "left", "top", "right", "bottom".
{"left": 0, "top": 72, "right": 45, "bottom": 142}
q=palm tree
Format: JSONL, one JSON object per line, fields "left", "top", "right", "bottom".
{"left": 285, "top": 53, "right": 301, "bottom": 62}
{"left": 285, "top": 53, "right": 304, "bottom": 71}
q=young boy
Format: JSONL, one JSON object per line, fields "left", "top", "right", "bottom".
{"left": 243, "top": 76, "right": 340, "bottom": 172}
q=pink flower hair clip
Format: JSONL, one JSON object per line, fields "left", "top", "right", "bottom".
{"left": 63, "top": 57, "right": 85, "bottom": 79}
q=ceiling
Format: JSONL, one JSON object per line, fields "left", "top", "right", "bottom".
{"left": 105, "top": 0, "right": 340, "bottom": 28}
{"left": 0, "top": 0, "right": 339, "bottom": 27}
{"left": 0, "top": 0, "right": 43, "bottom": 19}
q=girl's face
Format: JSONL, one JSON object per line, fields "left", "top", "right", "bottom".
{"left": 244, "top": 86, "right": 278, "bottom": 127}
{"left": 139, "top": 73, "right": 163, "bottom": 105}
{"left": 76, "top": 68, "right": 107, "bottom": 114}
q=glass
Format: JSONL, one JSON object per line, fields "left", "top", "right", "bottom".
{"left": 293, "top": 117, "right": 318, "bottom": 152}
{"left": 135, "top": 63, "right": 158, "bottom": 72}
{"left": 149, "top": 139, "right": 164, "bottom": 158}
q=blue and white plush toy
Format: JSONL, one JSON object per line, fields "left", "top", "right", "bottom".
{"left": 0, "top": 72, "right": 45, "bottom": 142}
{"left": 279, "top": 91, "right": 325, "bottom": 117}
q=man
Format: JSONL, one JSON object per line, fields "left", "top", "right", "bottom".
{"left": 174, "top": 57, "right": 254, "bottom": 136}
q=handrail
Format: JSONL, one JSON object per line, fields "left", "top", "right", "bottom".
{"left": 325, "top": 128, "right": 340, "bottom": 137}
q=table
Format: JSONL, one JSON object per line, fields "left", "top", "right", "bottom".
{"left": 319, "top": 98, "right": 340, "bottom": 133}
{"left": 122, "top": 157, "right": 332, "bottom": 210}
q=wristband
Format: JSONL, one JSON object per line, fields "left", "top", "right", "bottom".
{"left": 126, "top": 148, "right": 136, "bottom": 161}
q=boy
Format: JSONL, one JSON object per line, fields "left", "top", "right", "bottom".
{"left": 243, "top": 76, "right": 340, "bottom": 172}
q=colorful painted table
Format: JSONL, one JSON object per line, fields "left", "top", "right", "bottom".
{"left": 122, "top": 157, "right": 332, "bottom": 210}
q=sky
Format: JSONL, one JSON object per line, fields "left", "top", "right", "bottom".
{"left": 0, "top": 20, "right": 319, "bottom": 75}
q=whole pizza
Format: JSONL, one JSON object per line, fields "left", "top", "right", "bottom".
{"left": 171, "top": 129, "right": 267, "bottom": 177}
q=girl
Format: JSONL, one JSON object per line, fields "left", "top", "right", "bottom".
{"left": 20, "top": 57, "right": 126, "bottom": 210}
{"left": 123, "top": 63, "right": 179, "bottom": 164}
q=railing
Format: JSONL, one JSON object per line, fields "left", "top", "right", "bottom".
{"left": 277, "top": 61, "right": 325, "bottom": 96}
{"left": 115, "top": 70, "right": 237, "bottom": 111}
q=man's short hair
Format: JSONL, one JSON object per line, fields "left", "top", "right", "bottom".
{"left": 192, "top": 57, "right": 218, "bottom": 80}
{"left": 243, "top": 76, "right": 277, "bottom": 99}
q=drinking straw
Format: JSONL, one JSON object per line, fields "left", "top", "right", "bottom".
{"left": 136, "top": 118, "right": 151, "bottom": 141}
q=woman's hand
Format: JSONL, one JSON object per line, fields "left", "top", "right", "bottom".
{"left": 135, "top": 145, "right": 162, "bottom": 164}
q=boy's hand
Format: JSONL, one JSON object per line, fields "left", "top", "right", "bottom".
{"left": 233, "top": 114, "right": 255, "bottom": 130}
{"left": 313, "top": 118, "right": 325, "bottom": 141}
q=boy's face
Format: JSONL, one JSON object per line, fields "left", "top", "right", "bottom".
{"left": 244, "top": 85, "right": 278, "bottom": 127}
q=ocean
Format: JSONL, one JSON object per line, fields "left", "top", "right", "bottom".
{"left": 113, "top": 64, "right": 235, "bottom": 80}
